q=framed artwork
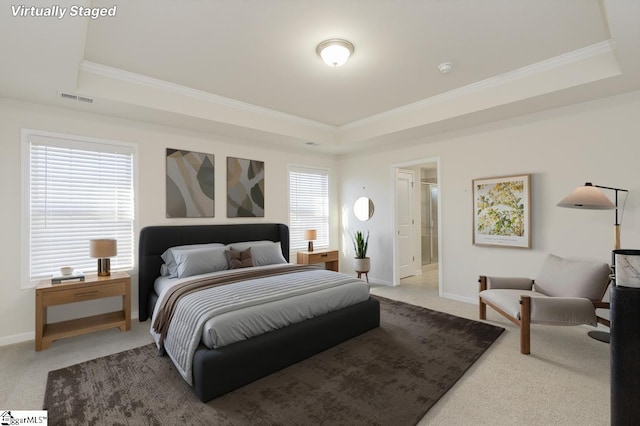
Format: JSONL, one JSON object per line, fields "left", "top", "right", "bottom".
{"left": 166, "top": 149, "right": 214, "bottom": 218}
{"left": 227, "top": 156, "right": 264, "bottom": 217}
{"left": 472, "top": 174, "right": 531, "bottom": 248}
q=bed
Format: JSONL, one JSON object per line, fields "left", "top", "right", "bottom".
{"left": 138, "top": 223, "right": 380, "bottom": 402}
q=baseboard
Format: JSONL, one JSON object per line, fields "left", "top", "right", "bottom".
{"left": 442, "top": 292, "right": 477, "bottom": 305}
{"left": 368, "top": 277, "right": 393, "bottom": 286}
{"left": 0, "top": 331, "right": 34, "bottom": 347}
{"left": 0, "top": 310, "right": 140, "bottom": 347}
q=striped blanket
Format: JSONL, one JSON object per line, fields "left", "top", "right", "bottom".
{"left": 151, "top": 264, "right": 367, "bottom": 385}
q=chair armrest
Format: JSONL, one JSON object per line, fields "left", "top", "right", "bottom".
{"left": 479, "top": 275, "right": 533, "bottom": 291}
{"left": 528, "top": 296, "right": 597, "bottom": 325}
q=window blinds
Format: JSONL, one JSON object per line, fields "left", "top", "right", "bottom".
{"left": 289, "top": 167, "right": 329, "bottom": 251}
{"left": 27, "top": 134, "right": 135, "bottom": 282}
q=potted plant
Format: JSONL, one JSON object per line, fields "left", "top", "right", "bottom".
{"left": 352, "top": 230, "right": 370, "bottom": 273}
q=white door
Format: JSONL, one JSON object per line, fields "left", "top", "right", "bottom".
{"left": 396, "top": 169, "right": 414, "bottom": 279}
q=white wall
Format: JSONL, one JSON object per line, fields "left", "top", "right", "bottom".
{"left": 0, "top": 98, "right": 340, "bottom": 344}
{"left": 340, "top": 91, "right": 640, "bottom": 302}
{"left": 3, "top": 90, "right": 640, "bottom": 344}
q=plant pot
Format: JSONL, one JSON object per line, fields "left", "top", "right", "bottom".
{"left": 354, "top": 257, "right": 370, "bottom": 273}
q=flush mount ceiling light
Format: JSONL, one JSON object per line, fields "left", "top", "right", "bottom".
{"left": 316, "top": 39, "right": 354, "bottom": 67}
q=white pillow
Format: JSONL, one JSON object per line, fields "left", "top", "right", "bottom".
{"left": 229, "top": 241, "right": 287, "bottom": 267}
{"left": 161, "top": 243, "right": 225, "bottom": 277}
{"left": 172, "top": 246, "right": 229, "bottom": 279}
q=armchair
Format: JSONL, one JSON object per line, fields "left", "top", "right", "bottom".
{"left": 479, "top": 254, "right": 611, "bottom": 354}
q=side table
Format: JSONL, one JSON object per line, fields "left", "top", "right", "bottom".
{"left": 297, "top": 250, "right": 339, "bottom": 272}
{"left": 35, "top": 271, "right": 131, "bottom": 351}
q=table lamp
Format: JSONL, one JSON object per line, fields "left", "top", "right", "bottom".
{"left": 304, "top": 230, "right": 317, "bottom": 252}
{"left": 90, "top": 239, "right": 117, "bottom": 276}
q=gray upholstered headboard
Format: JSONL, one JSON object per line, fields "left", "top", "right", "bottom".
{"left": 138, "top": 223, "right": 289, "bottom": 321}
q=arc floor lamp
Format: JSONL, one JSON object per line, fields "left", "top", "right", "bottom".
{"left": 557, "top": 182, "right": 629, "bottom": 343}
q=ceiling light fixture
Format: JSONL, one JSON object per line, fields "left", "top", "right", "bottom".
{"left": 316, "top": 39, "right": 354, "bottom": 67}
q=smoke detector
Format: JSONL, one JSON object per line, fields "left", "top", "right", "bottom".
{"left": 438, "top": 62, "right": 453, "bottom": 74}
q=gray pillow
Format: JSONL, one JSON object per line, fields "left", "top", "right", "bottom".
{"left": 247, "top": 242, "right": 287, "bottom": 266}
{"left": 161, "top": 243, "right": 225, "bottom": 277}
{"left": 171, "top": 246, "right": 229, "bottom": 279}
{"left": 226, "top": 240, "right": 275, "bottom": 251}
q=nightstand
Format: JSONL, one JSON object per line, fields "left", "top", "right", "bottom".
{"left": 297, "top": 249, "right": 339, "bottom": 272}
{"left": 35, "top": 271, "right": 131, "bottom": 351}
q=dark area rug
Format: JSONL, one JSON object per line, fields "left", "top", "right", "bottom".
{"left": 43, "top": 297, "right": 503, "bottom": 426}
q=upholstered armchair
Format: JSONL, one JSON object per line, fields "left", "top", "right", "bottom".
{"left": 479, "top": 254, "right": 611, "bottom": 354}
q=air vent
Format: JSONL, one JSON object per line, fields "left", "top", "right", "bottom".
{"left": 58, "top": 92, "right": 94, "bottom": 104}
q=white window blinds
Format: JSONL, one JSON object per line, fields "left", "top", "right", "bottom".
{"left": 289, "top": 166, "right": 329, "bottom": 251}
{"left": 24, "top": 132, "right": 135, "bottom": 285}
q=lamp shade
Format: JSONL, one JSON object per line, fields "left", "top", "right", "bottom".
{"left": 557, "top": 183, "right": 615, "bottom": 210}
{"left": 304, "top": 230, "right": 317, "bottom": 241}
{"left": 90, "top": 239, "right": 117, "bottom": 258}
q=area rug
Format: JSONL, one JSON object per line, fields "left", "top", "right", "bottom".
{"left": 43, "top": 297, "right": 503, "bottom": 426}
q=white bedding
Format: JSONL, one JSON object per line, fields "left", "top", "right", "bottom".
{"left": 151, "top": 264, "right": 371, "bottom": 384}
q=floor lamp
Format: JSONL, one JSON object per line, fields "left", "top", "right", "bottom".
{"left": 557, "top": 182, "right": 629, "bottom": 343}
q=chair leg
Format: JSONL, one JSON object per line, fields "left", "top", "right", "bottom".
{"left": 479, "top": 276, "right": 487, "bottom": 320}
{"left": 520, "top": 296, "right": 531, "bottom": 355}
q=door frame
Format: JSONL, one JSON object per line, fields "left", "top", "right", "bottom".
{"left": 391, "top": 157, "right": 442, "bottom": 296}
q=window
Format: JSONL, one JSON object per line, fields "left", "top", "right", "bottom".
{"left": 22, "top": 130, "right": 135, "bottom": 287}
{"left": 289, "top": 166, "right": 329, "bottom": 252}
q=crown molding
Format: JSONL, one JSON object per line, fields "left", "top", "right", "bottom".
{"left": 80, "top": 39, "right": 616, "bottom": 140}
{"left": 79, "top": 61, "right": 334, "bottom": 131}
{"left": 339, "top": 40, "right": 617, "bottom": 132}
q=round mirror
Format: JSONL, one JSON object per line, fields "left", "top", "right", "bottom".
{"left": 354, "top": 197, "right": 375, "bottom": 221}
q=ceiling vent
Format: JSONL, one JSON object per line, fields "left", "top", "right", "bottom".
{"left": 58, "top": 92, "right": 94, "bottom": 104}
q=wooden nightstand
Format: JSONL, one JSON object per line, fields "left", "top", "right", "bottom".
{"left": 35, "top": 271, "right": 131, "bottom": 351}
{"left": 297, "top": 249, "right": 339, "bottom": 272}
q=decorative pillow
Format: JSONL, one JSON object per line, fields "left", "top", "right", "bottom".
{"left": 245, "top": 242, "right": 287, "bottom": 266}
{"left": 172, "top": 246, "right": 229, "bottom": 279}
{"left": 161, "top": 243, "right": 225, "bottom": 277}
{"left": 225, "top": 248, "right": 254, "bottom": 269}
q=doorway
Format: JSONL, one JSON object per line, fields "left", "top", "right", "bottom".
{"left": 393, "top": 159, "right": 441, "bottom": 294}
{"left": 396, "top": 169, "right": 415, "bottom": 279}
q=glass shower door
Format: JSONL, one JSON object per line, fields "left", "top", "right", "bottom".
{"left": 421, "top": 183, "right": 438, "bottom": 265}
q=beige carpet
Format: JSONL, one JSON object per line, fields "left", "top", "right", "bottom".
{"left": 0, "top": 282, "right": 610, "bottom": 425}
{"left": 42, "top": 297, "right": 503, "bottom": 425}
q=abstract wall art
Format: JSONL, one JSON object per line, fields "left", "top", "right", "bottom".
{"left": 166, "top": 148, "right": 214, "bottom": 218}
{"left": 472, "top": 174, "right": 531, "bottom": 248}
{"left": 227, "top": 156, "right": 264, "bottom": 217}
